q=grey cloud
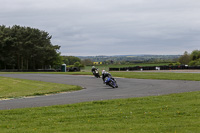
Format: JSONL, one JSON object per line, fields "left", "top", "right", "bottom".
{"left": 1, "top": 0, "right": 200, "bottom": 56}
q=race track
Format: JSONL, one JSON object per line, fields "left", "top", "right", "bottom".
{"left": 0, "top": 74, "right": 200, "bottom": 110}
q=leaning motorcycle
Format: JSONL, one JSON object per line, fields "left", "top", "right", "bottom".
{"left": 105, "top": 77, "right": 118, "bottom": 88}
{"left": 93, "top": 69, "right": 100, "bottom": 78}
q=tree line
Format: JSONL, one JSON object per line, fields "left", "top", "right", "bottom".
{"left": 179, "top": 50, "right": 200, "bottom": 66}
{"left": 0, "top": 25, "right": 62, "bottom": 70}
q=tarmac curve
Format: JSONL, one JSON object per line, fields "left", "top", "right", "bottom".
{"left": 0, "top": 74, "right": 200, "bottom": 110}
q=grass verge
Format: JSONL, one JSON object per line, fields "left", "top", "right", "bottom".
{"left": 0, "top": 91, "right": 199, "bottom": 133}
{"left": 110, "top": 71, "right": 200, "bottom": 81}
{"left": 0, "top": 76, "right": 82, "bottom": 99}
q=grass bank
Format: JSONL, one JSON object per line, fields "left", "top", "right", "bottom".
{"left": 0, "top": 91, "right": 199, "bottom": 132}
{"left": 0, "top": 76, "right": 82, "bottom": 99}
{"left": 110, "top": 71, "right": 200, "bottom": 81}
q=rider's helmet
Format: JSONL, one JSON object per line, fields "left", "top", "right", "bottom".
{"left": 102, "top": 70, "right": 106, "bottom": 74}
{"left": 92, "top": 66, "right": 95, "bottom": 69}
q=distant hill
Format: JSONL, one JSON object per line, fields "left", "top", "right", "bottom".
{"left": 77, "top": 55, "right": 180, "bottom": 63}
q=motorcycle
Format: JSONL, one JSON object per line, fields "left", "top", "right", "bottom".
{"left": 105, "top": 77, "right": 118, "bottom": 88}
{"left": 93, "top": 69, "right": 100, "bottom": 78}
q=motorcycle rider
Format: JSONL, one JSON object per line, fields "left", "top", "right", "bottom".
{"left": 91, "top": 66, "right": 97, "bottom": 74}
{"left": 102, "top": 70, "right": 112, "bottom": 84}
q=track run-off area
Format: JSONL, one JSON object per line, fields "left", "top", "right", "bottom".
{"left": 0, "top": 73, "right": 200, "bottom": 110}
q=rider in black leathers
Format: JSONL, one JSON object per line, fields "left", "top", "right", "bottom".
{"left": 91, "top": 66, "right": 97, "bottom": 74}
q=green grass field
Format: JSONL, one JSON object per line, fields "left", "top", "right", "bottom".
{"left": 0, "top": 76, "right": 82, "bottom": 99}
{"left": 0, "top": 91, "right": 199, "bottom": 133}
{"left": 110, "top": 71, "right": 200, "bottom": 81}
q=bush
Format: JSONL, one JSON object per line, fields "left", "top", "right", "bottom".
{"left": 189, "top": 59, "right": 200, "bottom": 66}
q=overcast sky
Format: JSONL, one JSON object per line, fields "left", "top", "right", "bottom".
{"left": 1, "top": 0, "right": 200, "bottom": 56}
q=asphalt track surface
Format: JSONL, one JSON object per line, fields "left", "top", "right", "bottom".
{"left": 0, "top": 74, "right": 200, "bottom": 110}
